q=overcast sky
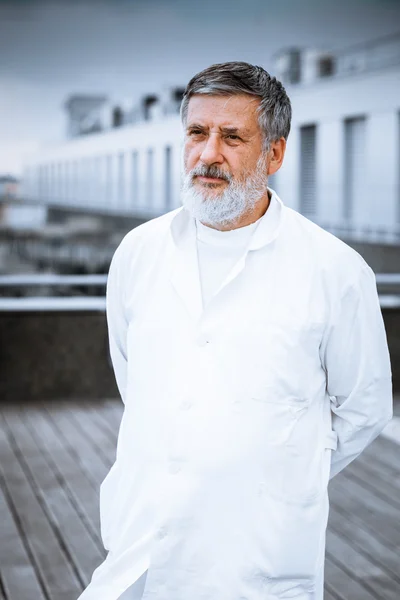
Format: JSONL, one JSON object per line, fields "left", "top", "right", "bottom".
{"left": 1, "top": 0, "right": 400, "bottom": 174}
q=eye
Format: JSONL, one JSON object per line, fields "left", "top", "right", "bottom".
{"left": 225, "top": 134, "right": 240, "bottom": 141}
{"left": 188, "top": 129, "right": 204, "bottom": 136}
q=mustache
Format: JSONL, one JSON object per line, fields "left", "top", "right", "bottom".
{"left": 190, "top": 164, "right": 233, "bottom": 182}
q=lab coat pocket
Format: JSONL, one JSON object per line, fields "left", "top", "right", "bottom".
{"left": 255, "top": 424, "right": 332, "bottom": 582}
{"left": 256, "top": 484, "right": 329, "bottom": 581}
{"left": 251, "top": 396, "right": 330, "bottom": 507}
{"left": 281, "top": 443, "right": 328, "bottom": 506}
{"left": 268, "top": 577, "right": 316, "bottom": 599}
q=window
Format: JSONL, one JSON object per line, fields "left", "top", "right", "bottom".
{"left": 318, "top": 56, "right": 335, "bottom": 78}
{"left": 57, "top": 162, "right": 63, "bottom": 200}
{"left": 64, "top": 162, "right": 70, "bottom": 200}
{"left": 106, "top": 155, "right": 113, "bottom": 204}
{"left": 165, "top": 146, "right": 172, "bottom": 210}
{"left": 39, "top": 165, "right": 45, "bottom": 199}
{"left": 113, "top": 107, "right": 123, "bottom": 128}
{"left": 93, "top": 156, "right": 102, "bottom": 205}
{"left": 143, "top": 96, "right": 158, "bottom": 121}
{"left": 300, "top": 124, "right": 317, "bottom": 216}
{"left": 48, "top": 163, "right": 54, "bottom": 199}
{"left": 344, "top": 117, "right": 366, "bottom": 221}
{"left": 81, "top": 158, "right": 88, "bottom": 203}
{"left": 73, "top": 160, "right": 79, "bottom": 202}
{"left": 86, "top": 157, "right": 95, "bottom": 204}
{"left": 398, "top": 112, "right": 400, "bottom": 223}
{"left": 131, "top": 150, "right": 138, "bottom": 206}
{"left": 146, "top": 148, "right": 154, "bottom": 207}
{"left": 118, "top": 152, "right": 125, "bottom": 207}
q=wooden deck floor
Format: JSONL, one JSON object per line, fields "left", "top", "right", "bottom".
{"left": 1, "top": 399, "right": 399, "bottom": 600}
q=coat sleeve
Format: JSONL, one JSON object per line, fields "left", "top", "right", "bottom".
{"left": 320, "top": 261, "right": 393, "bottom": 479}
{"left": 106, "top": 241, "right": 129, "bottom": 405}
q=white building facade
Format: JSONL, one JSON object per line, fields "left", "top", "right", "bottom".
{"left": 21, "top": 35, "right": 400, "bottom": 245}
{"left": 274, "top": 61, "right": 400, "bottom": 244}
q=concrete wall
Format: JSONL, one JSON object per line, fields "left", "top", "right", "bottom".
{"left": 343, "top": 240, "right": 400, "bottom": 273}
{"left": 382, "top": 309, "right": 400, "bottom": 394}
{"left": 0, "top": 309, "right": 399, "bottom": 401}
{"left": 0, "top": 311, "right": 118, "bottom": 402}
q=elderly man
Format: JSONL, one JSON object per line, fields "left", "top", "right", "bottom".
{"left": 79, "top": 62, "right": 393, "bottom": 600}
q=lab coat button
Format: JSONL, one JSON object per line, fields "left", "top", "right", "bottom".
{"left": 156, "top": 526, "right": 168, "bottom": 540}
{"left": 196, "top": 335, "right": 209, "bottom": 346}
{"left": 180, "top": 399, "right": 193, "bottom": 410}
{"left": 168, "top": 460, "right": 182, "bottom": 474}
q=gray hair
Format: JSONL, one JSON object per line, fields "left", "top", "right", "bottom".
{"left": 180, "top": 61, "right": 292, "bottom": 151}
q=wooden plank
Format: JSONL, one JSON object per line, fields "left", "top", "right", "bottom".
{"left": 346, "top": 453, "right": 400, "bottom": 500}
{"left": 351, "top": 443, "right": 400, "bottom": 495}
{"left": 342, "top": 460, "right": 400, "bottom": 523}
{"left": 2, "top": 407, "right": 105, "bottom": 590}
{"left": 63, "top": 401, "right": 400, "bottom": 598}
{"left": 2, "top": 566, "right": 43, "bottom": 600}
{"left": 329, "top": 472, "right": 400, "bottom": 549}
{"left": 327, "top": 504, "right": 400, "bottom": 584}
{"left": 102, "top": 398, "right": 124, "bottom": 428}
{"left": 2, "top": 399, "right": 399, "bottom": 600}
{"left": 0, "top": 411, "right": 82, "bottom": 600}
{"left": 323, "top": 588, "right": 339, "bottom": 600}
{"left": 65, "top": 402, "right": 117, "bottom": 463}
{"left": 360, "top": 435, "right": 400, "bottom": 473}
{"left": 42, "top": 403, "right": 110, "bottom": 487}
{"left": 22, "top": 403, "right": 103, "bottom": 549}
{"left": 0, "top": 480, "right": 46, "bottom": 600}
{"left": 84, "top": 401, "right": 120, "bottom": 442}
{"left": 326, "top": 528, "right": 399, "bottom": 599}
{"left": 324, "top": 556, "right": 379, "bottom": 600}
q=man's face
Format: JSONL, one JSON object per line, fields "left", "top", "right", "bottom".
{"left": 181, "top": 94, "right": 270, "bottom": 229}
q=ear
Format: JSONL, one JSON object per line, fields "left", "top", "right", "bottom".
{"left": 267, "top": 137, "right": 286, "bottom": 176}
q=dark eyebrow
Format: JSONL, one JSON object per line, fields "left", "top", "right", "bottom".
{"left": 186, "top": 123, "right": 207, "bottom": 131}
{"left": 186, "top": 124, "right": 247, "bottom": 136}
{"left": 219, "top": 127, "right": 241, "bottom": 135}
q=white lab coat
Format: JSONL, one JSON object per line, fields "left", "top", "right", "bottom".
{"left": 79, "top": 189, "right": 393, "bottom": 600}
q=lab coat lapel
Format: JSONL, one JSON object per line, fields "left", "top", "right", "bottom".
{"left": 212, "top": 254, "right": 247, "bottom": 300}
{"left": 169, "top": 211, "right": 204, "bottom": 323}
{"left": 168, "top": 190, "right": 284, "bottom": 322}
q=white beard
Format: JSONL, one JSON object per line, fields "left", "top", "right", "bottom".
{"left": 180, "top": 155, "right": 269, "bottom": 229}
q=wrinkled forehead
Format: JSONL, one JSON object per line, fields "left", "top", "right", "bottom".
{"left": 186, "top": 93, "right": 262, "bottom": 132}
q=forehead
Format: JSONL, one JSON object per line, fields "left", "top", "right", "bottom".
{"left": 186, "top": 94, "right": 261, "bottom": 132}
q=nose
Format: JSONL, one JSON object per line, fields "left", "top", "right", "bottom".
{"left": 199, "top": 133, "right": 224, "bottom": 166}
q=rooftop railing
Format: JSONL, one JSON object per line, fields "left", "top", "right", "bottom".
{"left": 0, "top": 274, "right": 107, "bottom": 311}
{"left": 0, "top": 273, "right": 399, "bottom": 310}
{"left": 335, "top": 32, "right": 400, "bottom": 77}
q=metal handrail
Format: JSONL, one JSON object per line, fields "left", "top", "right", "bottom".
{"left": 0, "top": 274, "right": 399, "bottom": 311}
{"left": 0, "top": 274, "right": 108, "bottom": 286}
{"left": 0, "top": 296, "right": 106, "bottom": 311}
{"left": 0, "top": 295, "right": 398, "bottom": 311}
{"left": 375, "top": 274, "right": 400, "bottom": 285}
{"left": 0, "top": 273, "right": 399, "bottom": 286}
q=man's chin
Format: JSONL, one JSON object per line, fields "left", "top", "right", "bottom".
{"left": 190, "top": 185, "right": 221, "bottom": 198}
